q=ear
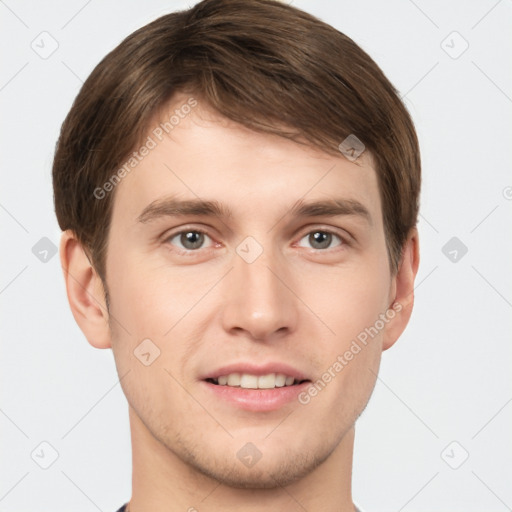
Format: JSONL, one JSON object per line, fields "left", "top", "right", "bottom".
{"left": 382, "top": 227, "right": 420, "bottom": 351}
{"left": 60, "top": 230, "right": 112, "bottom": 349}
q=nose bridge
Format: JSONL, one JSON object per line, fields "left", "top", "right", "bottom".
{"left": 221, "top": 236, "right": 297, "bottom": 340}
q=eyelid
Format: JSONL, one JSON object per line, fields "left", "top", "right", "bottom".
{"left": 294, "top": 224, "right": 353, "bottom": 247}
{"left": 162, "top": 225, "right": 218, "bottom": 252}
{"left": 162, "top": 224, "right": 215, "bottom": 241}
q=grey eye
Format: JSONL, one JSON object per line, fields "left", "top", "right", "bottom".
{"left": 169, "top": 231, "right": 212, "bottom": 250}
{"left": 298, "top": 231, "right": 342, "bottom": 250}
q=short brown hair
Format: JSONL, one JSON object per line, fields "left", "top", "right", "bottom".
{"left": 53, "top": 0, "right": 420, "bottom": 283}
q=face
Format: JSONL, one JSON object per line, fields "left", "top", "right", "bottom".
{"left": 104, "top": 94, "right": 398, "bottom": 488}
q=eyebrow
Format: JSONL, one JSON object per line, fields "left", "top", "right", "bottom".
{"left": 290, "top": 198, "right": 372, "bottom": 225}
{"left": 137, "top": 196, "right": 372, "bottom": 226}
{"left": 137, "top": 198, "right": 232, "bottom": 224}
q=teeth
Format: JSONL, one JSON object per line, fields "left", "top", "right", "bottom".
{"left": 240, "top": 374, "right": 259, "bottom": 389}
{"left": 275, "top": 374, "right": 286, "bottom": 387}
{"left": 258, "top": 373, "right": 276, "bottom": 389}
{"left": 213, "top": 372, "right": 300, "bottom": 389}
{"left": 227, "top": 373, "right": 241, "bottom": 386}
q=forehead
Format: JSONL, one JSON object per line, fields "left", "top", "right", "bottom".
{"left": 110, "top": 95, "right": 382, "bottom": 229}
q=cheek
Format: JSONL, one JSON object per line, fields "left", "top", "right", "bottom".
{"left": 298, "top": 259, "right": 389, "bottom": 403}
{"left": 107, "top": 249, "right": 204, "bottom": 335}
{"left": 302, "top": 258, "right": 391, "bottom": 343}
{"left": 105, "top": 251, "right": 218, "bottom": 392}
{"left": 105, "top": 259, "right": 196, "bottom": 421}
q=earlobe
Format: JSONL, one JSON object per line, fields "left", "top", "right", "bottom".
{"left": 382, "top": 228, "right": 420, "bottom": 351}
{"left": 60, "top": 230, "right": 112, "bottom": 349}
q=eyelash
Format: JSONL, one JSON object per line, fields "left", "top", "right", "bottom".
{"left": 163, "top": 226, "right": 351, "bottom": 255}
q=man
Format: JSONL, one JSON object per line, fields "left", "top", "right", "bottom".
{"left": 53, "top": 0, "right": 420, "bottom": 510}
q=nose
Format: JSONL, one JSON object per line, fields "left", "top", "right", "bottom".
{"left": 220, "top": 243, "right": 299, "bottom": 342}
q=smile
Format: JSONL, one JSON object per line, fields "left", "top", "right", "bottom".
{"left": 206, "top": 372, "right": 308, "bottom": 389}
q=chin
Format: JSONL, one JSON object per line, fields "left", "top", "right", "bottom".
{"left": 185, "top": 445, "right": 332, "bottom": 490}
{"left": 196, "top": 464, "right": 304, "bottom": 490}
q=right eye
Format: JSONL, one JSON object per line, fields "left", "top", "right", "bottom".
{"left": 165, "top": 229, "right": 215, "bottom": 252}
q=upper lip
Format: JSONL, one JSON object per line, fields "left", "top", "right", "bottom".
{"left": 201, "top": 362, "right": 310, "bottom": 381}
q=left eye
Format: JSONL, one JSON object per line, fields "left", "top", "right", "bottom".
{"left": 297, "top": 231, "right": 343, "bottom": 250}
{"left": 167, "top": 230, "right": 214, "bottom": 251}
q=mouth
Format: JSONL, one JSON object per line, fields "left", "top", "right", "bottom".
{"left": 205, "top": 373, "right": 310, "bottom": 389}
{"left": 201, "top": 364, "right": 312, "bottom": 412}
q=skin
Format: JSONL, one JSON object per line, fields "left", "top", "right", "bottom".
{"left": 61, "top": 94, "right": 419, "bottom": 512}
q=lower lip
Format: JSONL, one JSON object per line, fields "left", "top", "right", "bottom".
{"left": 201, "top": 380, "right": 311, "bottom": 412}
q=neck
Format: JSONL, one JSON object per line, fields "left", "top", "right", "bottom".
{"left": 127, "top": 406, "right": 356, "bottom": 512}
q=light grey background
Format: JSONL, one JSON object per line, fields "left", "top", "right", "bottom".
{"left": 1, "top": 1, "right": 511, "bottom": 511}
